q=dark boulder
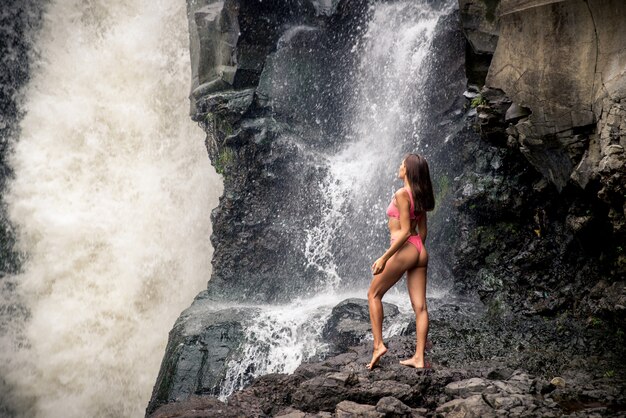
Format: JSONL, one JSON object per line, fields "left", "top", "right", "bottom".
{"left": 146, "top": 292, "right": 260, "bottom": 416}
{"left": 322, "top": 298, "right": 400, "bottom": 354}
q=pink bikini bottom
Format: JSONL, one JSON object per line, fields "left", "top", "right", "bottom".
{"left": 390, "top": 234, "right": 423, "bottom": 253}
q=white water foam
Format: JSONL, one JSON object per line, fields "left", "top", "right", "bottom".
{"left": 216, "top": 286, "right": 453, "bottom": 397}
{"left": 0, "top": 0, "right": 222, "bottom": 417}
{"left": 218, "top": 292, "right": 341, "bottom": 400}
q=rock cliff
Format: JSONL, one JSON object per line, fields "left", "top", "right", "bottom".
{"left": 455, "top": 0, "right": 625, "bottom": 321}
{"left": 0, "top": 0, "right": 43, "bottom": 275}
{"left": 186, "top": 0, "right": 371, "bottom": 303}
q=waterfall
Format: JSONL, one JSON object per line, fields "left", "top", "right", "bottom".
{"left": 0, "top": 0, "right": 222, "bottom": 417}
{"left": 305, "top": 0, "right": 455, "bottom": 291}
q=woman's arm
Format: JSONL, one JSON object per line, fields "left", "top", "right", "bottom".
{"left": 418, "top": 212, "right": 427, "bottom": 243}
{"left": 372, "top": 189, "right": 412, "bottom": 275}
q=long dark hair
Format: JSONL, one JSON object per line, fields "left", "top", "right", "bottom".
{"left": 404, "top": 153, "right": 435, "bottom": 214}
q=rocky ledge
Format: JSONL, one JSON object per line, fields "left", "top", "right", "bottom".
{"left": 147, "top": 298, "right": 626, "bottom": 417}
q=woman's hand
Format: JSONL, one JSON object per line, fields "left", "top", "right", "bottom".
{"left": 371, "top": 256, "right": 387, "bottom": 275}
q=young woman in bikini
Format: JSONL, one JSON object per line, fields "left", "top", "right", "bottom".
{"left": 367, "top": 153, "right": 435, "bottom": 370}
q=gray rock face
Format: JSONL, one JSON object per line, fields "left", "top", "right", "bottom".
{"left": 186, "top": 0, "right": 373, "bottom": 304}
{"left": 455, "top": 0, "right": 626, "bottom": 316}
{"left": 578, "top": 98, "right": 626, "bottom": 237}
{"left": 485, "top": 0, "right": 626, "bottom": 221}
{"left": 146, "top": 292, "right": 261, "bottom": 415}
{"left": 458, "top": 0, "right": 500, "bottom": 85}
{"left": 487, "top": 1, "right": 596, "bottom": 136}
{"left": 0, "top": 4, "right": 45, "bottom": 416}
{"left": 0, "top": 0, "right": 44, "bottom": 276}
{"left": 187, "top": 0, "right": 320, "bottom": 110}
{"left": 458, "top": 0, "right": 500, "bottom": 55}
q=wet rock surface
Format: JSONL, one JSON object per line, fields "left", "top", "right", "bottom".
{"left": 322, "top": 298, "right": 399, "bottom": 355}
{"left": 186, "top": 0, "right": 371, "bottom": 304}
{"left": 147, "top": 298, "right": 626, "bottom": 417}
{"left": 453, "top": 0, "right": 626, "bottom": 324}
{"left": 147, "top": 291, "right": 262, "bottom": 415}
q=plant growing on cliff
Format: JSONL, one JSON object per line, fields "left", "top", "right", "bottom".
{"left": 471, "top": 94, "right": 488, "bottom": 108}
{"left": 588, "top": 316, "right": 603, "bottom": 328}
{"left": 431, "top": 174, "right": 450, "bottom": 215}
{"left": 214, "top": 147, "right": 234, "bottom": 175}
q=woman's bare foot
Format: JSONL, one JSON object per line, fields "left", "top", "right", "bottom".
{"left": 399, "top": 356, "right": 429, "bottom": 369}
{"left": 366, "top": 345, "right": 388, "bottom": 370}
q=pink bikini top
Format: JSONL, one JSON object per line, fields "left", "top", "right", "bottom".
{"left": 386, "top": 186, "right": 423, "bottom": 221}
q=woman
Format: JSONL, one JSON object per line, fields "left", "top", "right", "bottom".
{"left": 367, "top": 153, "right": 435, "bottom": 370}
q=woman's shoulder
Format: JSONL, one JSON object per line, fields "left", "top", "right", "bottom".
{"left": 394, "top": 188, "right": 411, "bottom": 199}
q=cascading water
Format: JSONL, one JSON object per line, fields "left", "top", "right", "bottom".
{"left": 306, "top": 1, "right": 456, "bottom": 290}
{"left": 218, "top": 0, "right": 456, "bottom": 398}
{"left": 217, "top": 293, "right": 338, "bottom": 401}
{"left": 0, "top": 0, "right": 222, "bottom": 417}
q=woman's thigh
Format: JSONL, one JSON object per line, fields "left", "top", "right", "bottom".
{"left": 406, "top": 247, "right": 428, "bottom": 307}
{"left": 369, "top": 243, "right": 420, "bottom": 298}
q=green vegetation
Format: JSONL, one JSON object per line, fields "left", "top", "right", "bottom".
{"left": 432, "top": 174, "right": 450, "bottom": 215}
{"left": 204, "top": 112, "right": 215, "bottom": 126}
{"left": 486, "top": 295, "right": 505, "bottom": 321}
{"left": 214, "top": 147, "right": 235, "bottom": 175}
{"left": 604, "top": 370, "right": 615, "bottom": 378}
{"left": 217, "top": 117, "right": 234, "bottom": 136}
{"left": 471, "top": 94, "right": 488, "bottom": 108}
{"left": 481, "top": 0, "right": 500, "bottom": 23}
{"left": 588, "top": 316, "right": 603, "bottom": 328}
{"left": 203, "top": 113, "right": 234, "bottom": 136}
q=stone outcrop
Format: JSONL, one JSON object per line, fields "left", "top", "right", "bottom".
{"left": 454, "top": 0, "right": 626, "bottom": 320}
{"left": 487, "top": 0, "right": 626, "bottom": 196}
{"left": 458, "top": 0, "right": 500, "bottom": 85}
{"left": 484, "top": 0, "right": 626, "bottom": 239}
{"left": 146, "top": 291, "right": 261, "bottom": 415}
{"left": 322, "top": 298, "right": 400, "bottom": 355}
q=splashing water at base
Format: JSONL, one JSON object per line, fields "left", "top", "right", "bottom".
{"left": 0, "top": 0, "right": 222, "bottom": 417}
{"left": 217, "top": 286, "right": 454, "bottom": 397}
{"left": 218, "top": 293, "right": 340, "bottom": 400}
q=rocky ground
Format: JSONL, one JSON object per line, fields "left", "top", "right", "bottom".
{"left": 147, "top": 298, "right": 626, "bottom": 417}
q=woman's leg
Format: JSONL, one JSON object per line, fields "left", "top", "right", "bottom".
{"left": 367, "top": 243, "right": 420, "bottom": 369}
{"left": 400, "top": 246, "right": 429, "bottom": 368}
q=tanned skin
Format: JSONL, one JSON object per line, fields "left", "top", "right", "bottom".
{"left": 367, "top": 159, "right": 429, "bottom": 370}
